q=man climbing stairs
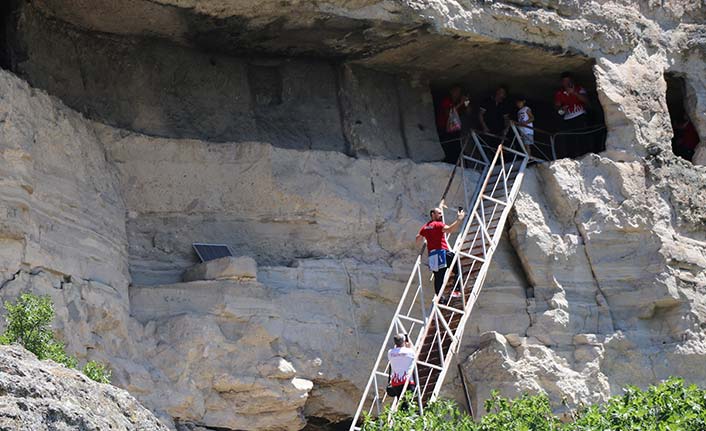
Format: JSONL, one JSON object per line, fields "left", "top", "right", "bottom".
{"left": 349, "top": 127, "right": 531, "bottom": 430}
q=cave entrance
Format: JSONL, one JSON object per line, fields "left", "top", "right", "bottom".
{"left": 428, "top": 53, "right": 606, "bottom": 162}
{"left": 666, "top": 73, "right": 700, "bottom": 162}
{"left": 0, "top": 0, "right": 19, "bottom": 70}
{"left": 367, "top": 36, "right": 609, "bottom": 163}
{"left": 355, "top": 34, "right": 607, "bottom": 163}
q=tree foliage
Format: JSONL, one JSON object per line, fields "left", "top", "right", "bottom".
{"left": 1, "top": 293, "right": 111, "bottom": 383}
{"left": 362, "top": 378, "right": 706, "bottom": 430}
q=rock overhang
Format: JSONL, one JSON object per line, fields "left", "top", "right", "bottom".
{"left": 12, "top": 0, "right": 597, "bottom": 99}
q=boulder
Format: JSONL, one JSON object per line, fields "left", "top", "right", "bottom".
{"left": 0, "top": 345, "right": 168, "bottom": 431}
{"left": 183, "top": 256, "right": 258, "bottom": 282}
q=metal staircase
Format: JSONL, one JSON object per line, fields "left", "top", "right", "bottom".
{"left": 349, "top": 126, "right": 531, "bottom": 430}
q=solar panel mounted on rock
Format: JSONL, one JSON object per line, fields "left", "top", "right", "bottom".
{"left": 192, "top": 243, "right": 234, "bottom": 262}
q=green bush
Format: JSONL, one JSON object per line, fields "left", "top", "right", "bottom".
{"left": 83, "top": 360, "right": 112, "bottom": 384}
{"left": 571, "top": 378, "right": 706, "bottom": 431}
{"left": 0, "top": 293, "right": 110, "bottom": 383}
{"left": 362, "top": 378, "right": 706, "bottom": 430}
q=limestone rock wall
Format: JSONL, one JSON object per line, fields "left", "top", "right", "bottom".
{"left": 462, "top": 154, "right": 706, "bottom": 414}
{"left": 0, "top": 69, "right": 129, "bottom": 292}
{"left": 0, "top": 67, "right": 168, "bottom": 425}
{"left": 9, "top": 4, "right": 443, "bottom": 162}
{"left": 101, "top": 125, "right": 459, "bottom": 285}
{"left": 0, "top": 0, "right": 705, "bottom": 430}
{"left": 0, "top": 64, "right": 469, "bottom": 429}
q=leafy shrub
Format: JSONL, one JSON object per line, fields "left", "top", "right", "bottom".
{"left": 478, "top": 390, "right": 561, "bottom": 431}
{"left": 362, "top": 378, "right": 706, "bottom": 431}
{"left": 83, "top": 360, "right": 112, "bottom": 384}
{"left": 363, "top": 395, "right": 475, "bottom": 431}
{"left": 1, "top": 293, "right": 110, "bottom": 383}
{"left": 571, "top": 378, "right": 706, "bottom": 431}
{"left": 0, "top": 293, "right": 75, "bottom": 367}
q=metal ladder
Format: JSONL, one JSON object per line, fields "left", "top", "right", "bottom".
{"left": 349, "top": 126, "right": 531, "bottom": 430}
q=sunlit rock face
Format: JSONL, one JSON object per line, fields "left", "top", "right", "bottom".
{"left": 0, "top": 345, "right": 168, "bottom": 430}
{"left": 0, "top": 0, "right": 705, "bottom": 430}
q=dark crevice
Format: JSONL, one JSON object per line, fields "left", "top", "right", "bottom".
{"left": 333, "top": 63, "right": 354, "bottom": 157}
{"left": 395, "top": 76, "right": 411, "bottom": 159}
{"left": 572, "top": 208, "right": 617, "bottom": 332}
{"left": 0, "top": 269, "right": 23, "bottom": 291}
{"left": 302, "top": 417, "right": 352, "bottom": 431}
{"left": 0, "top": 0, "right": 21, "bottom": 70}
{"left": 175, "top": 421, "right": 235, "bottom": 431}
{"left": 665, "top": 72, "right": 700, "bottom": 163}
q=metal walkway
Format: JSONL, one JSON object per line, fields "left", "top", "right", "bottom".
{"left": 349, "top": 125, "right": 531, "bottom": 430}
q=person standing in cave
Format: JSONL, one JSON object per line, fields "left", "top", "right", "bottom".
{"left": 416, "top": 207, "right": 466, "bottom": 302}
{"left": 479, "top": 86, "right": 511, "bottom": 147}
{"left": 515, "top": 95, "right": 535, "bottom": 157}
{"left": 437, "top": 85, "right": 470, "bottom": 163}
{"left": 673, "top": 113, "right": 700, "bottom": 161}
{"left": 554, "top": 72, "right": 590, "bottom": 158}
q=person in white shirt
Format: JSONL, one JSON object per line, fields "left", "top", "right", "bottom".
{"left": 387, "top": 333, "right": 416, "bottom": 405}
{"left": 515, "top": 95, "right": 535, "bottom": 157}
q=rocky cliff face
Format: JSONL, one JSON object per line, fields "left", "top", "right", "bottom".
{"left": 0, "top": 0, "right": 705, "bottom": 430}
{"left": 0, "top": 345, "right": 168, "bottom": 430}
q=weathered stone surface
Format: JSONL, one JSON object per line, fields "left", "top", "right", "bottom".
{"left": 10, "top": 4, "right": 450, "bottom": 162}
{"left": 1, "top": 0, "right": 706, "bottom": 430}
{"left": 101, "top": 127, "right": 457, "bottom": 285}
{"left": 462, "top": 154, "right": 706, "bottom": 414}
{"left": 129, "top": 258, "right": 414, "bottom": 428}
{"left": 183, "top": 256, "right": 258, "bottom": 282}
{"left": 339, "top": 64, "right": 407, "bottom": 159}
{"left": 0, "top": 344, "right": 168, "bottom": 430}
{"left": 0, "top": 68, "right": 129, "bottom": 291}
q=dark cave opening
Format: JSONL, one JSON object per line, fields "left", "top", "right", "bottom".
{"left": 666, "top": 73, "right": 701, "bottom": 163}
{"left": 0, "top": 0, "right": 17, "bottom": 70}
{"left": 429, "top": 54, "right": 607, "bottom": 163}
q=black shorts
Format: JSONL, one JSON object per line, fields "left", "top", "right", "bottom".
{"left": 387, "top": 383, "right": 417, "bottom": 398}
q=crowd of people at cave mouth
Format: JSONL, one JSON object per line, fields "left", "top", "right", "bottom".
{"left": 435, "top": 71, "right": 604, "bottom": 163}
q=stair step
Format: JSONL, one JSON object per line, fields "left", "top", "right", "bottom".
{"left": 486, "top": 171, "right": 519, "bottom": 184}
{"left": 461, "top": 231, "right": 498, "bottom": 248}
{"left": 466, "top": 219, "right": 501, "bottom": 232}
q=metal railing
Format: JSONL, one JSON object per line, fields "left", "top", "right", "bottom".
{"left": 349, "top": 126, "right": 531, "bottom": 430}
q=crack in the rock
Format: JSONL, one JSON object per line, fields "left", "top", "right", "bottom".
{"left": 341, "top": 261, "right": 362, "bottom": 355}
{"left": 503, "top": 219, "right": 535, "bottom": 337}
{"left": 573, "top": 209, "right": 616, "bottom": 332}
{"left": 0, "top": 269, "right": 22, "bottom": 291}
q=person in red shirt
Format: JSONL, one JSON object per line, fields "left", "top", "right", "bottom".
{"left": 674, "top": 114, "right": 701, "bottom": 161}
{"left": 416, "top": 207, "right": 466, "bottom": 300}
{"left": 437, "top": 86, "right": 470, "bottom": 163}
{"left": 554, "top": 72, "right": 591, "bottom": 158}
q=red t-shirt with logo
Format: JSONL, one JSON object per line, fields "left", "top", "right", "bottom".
{"left": 554, "top": 86, "right": 587, "bottom": 120}
{"left": 418, "top": 221, "right": 449, "bottom": 251}
{"left": 437, "top": 97, "right": 453, "bottom": 130}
